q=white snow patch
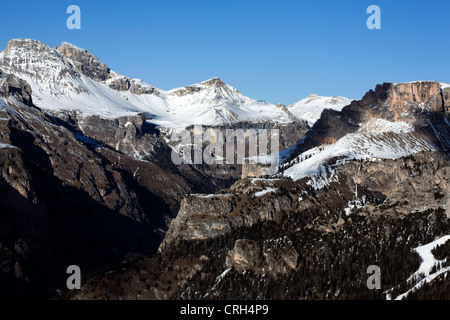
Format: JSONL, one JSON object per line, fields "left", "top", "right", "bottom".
{"left": 343, "top": 196, "right": 367, "bottom": 216}
{"left": 389, "top": 235, "right": 450, "bottom": 300}
{"left": 216, "top": 268, "right": 232, "bottom": 282}
{"left": 203, "top": 268, "right": 232, "bottom": 298}
{"left": 0, "top": 142, "right": 17, "bottom": 149}
{"left": 196, "top": 193, "right": 232, "bottom": 198}
{"left": 250, "top": 178, "right": 278, "bottom": 184}
{"left": 283, "top": 119, "right": 436, "bottom": 185}
{"left": 253, "top": 187, "right": 276, "bottom": 198}
{"left": 358, "top": 118, "right": 413, "bottom": 134}
{"left": 288, "top": 94, "right": 352, "bottom": 126}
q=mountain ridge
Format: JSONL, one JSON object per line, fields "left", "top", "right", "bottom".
{"left": 0, "top": 38, "right": 348, "bottom": 128}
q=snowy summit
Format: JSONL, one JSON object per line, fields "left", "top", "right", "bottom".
{"left": 0, "top": 39, "right": 348, "bottom": 129}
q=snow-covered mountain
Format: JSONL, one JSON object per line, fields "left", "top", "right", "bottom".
{"left": 0, "top": 39, "right": 301, "bottom": 128}
{"left": 288, "top": 94, "right": 352, "bottom": 126}
{"left": 278, "top": 81, "right": 450, "bottom": 188}
{"left": 153, "top": 78, "right": 299, "bottom": 128}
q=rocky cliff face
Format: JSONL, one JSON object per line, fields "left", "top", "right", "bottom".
{"left": 0, "top": 39, "right": 86, "bottom": 95}
{"left": 0, "top": 70, "right": 33, "bottom": 106}
{"left": 225, "top": 237, "right": 299, "bottom": 275}
{"left": 54, "top": 111, "right": 150, "bottom": 156}
{"left": 0, "top": 101, "right": 178, "bottom": 297}
{"left": 442, "top": 86, "right": 450, "bottom": 114}
{"left": 56, "top": 42, "right": 159, "bottom": 95}
{"left": 56, "top": 42, "right": 111, "bottom": 82}
{"left": 291, "top": 81, "right": 448, "bottom": 158}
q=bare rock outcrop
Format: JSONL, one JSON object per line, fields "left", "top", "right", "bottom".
{"left": 442, "top": 86, "right": 450, "bottom": 117}
{"left": 225, "top": 237, "right": 299, "bottom": 275}
{"left": 380, "top": 166, "right": 449, "bottom": 216}
{"left": 225, "top": 239, "right": 262, "bottom": 272}
{"left": 56, "top": 42, "right": 111, "bottom": 82}
{"left": 56, "top": 42, "right": 159, "bottom": 95}
{"left": 160, "top": 190, "right": 295, "bottom": 250}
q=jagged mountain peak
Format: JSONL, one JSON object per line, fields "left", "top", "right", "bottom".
{"left": 5, "top": 38, "right": 444, "bottom": 132}
{"left": 5, "top": 38, "right": 51, "bottom": 53}
{"left": 346, "top": 81, "right": 443, "bottom": 125}
{"left": 58, "top": 41, "right": 90, "bottom": 54}
{"left": 164, "top": 77, "right": 299, "bottom": 127}
{"left": 2, "top": 38, "right": 73, "bottom": 69}
{"left": 201, "top": 77, "right": 226, "bottom": 87}
{"left": 170, "top": 77, "right": 234, "bottom": 98}
{"left": 55, "top": 41, "right": 111, "bottom": 82}
{"left": 55, "top": 41, "right": 159, "bottom": 95}
{"left": 0, "top": 38, "right": 86, "bottom": 98}
{"left": 1, "top": 38, "right": 159, "bottom": 97}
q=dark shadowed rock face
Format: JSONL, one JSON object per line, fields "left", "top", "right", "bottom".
{"left": 0, "top": 90, "right": 196, "bottom": 298}
{"left": 304, "top": 83, "right": 394, "bottom": 148}
{"left": 0, "top": 71, "right": 33, "bottom": 106}
{"left": 442, "top": 87, "right": 450, "bottom": 115}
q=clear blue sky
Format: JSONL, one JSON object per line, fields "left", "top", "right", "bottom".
{"left": 1, "top": 0, "right": 449, "bottom": 104}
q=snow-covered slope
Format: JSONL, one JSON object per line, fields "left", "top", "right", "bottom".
{"left": 389, "top": 235, "right": 450, "bottom": 300}
{"left": 0, "top": 39, "right": 297, "bottom": 128}
{"left": 289, "top": 94, "right": 352, "bottom": 126}
{"left": 282, "top": 118, "right": 438, "bottom": 184}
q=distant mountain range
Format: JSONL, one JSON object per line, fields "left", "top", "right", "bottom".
{"left": 0, "top": 39, "right": 350, "bottom": 128}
